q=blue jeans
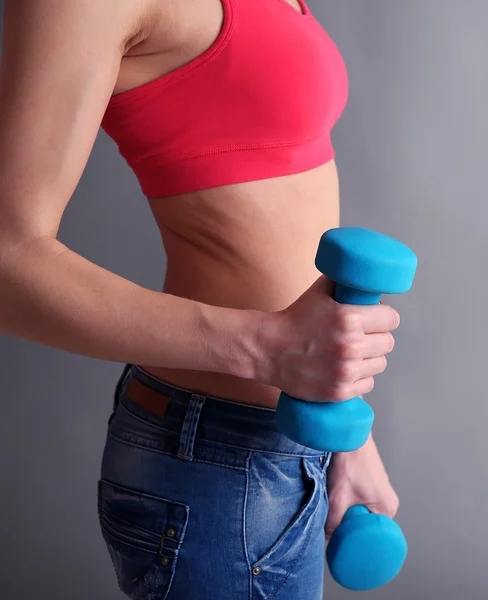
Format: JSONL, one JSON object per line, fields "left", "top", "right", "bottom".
{"left": 98, "top": 364, "right": 331, "bottom": 600}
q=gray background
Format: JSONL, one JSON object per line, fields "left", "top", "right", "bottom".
{"left": 1, "top": 1, "right": 486, "bottom": 598}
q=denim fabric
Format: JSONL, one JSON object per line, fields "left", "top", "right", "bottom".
{"left": 98, "top": 364, "right": 331, "bottom": 600}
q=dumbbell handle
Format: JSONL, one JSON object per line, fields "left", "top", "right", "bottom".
{"left": 334, "top": 282, "right": 381, "bottom": 306}
{"left": 329, "top": 281, "right": 382, "bottom": 434}
{"left": 276, "top": 227, "right": 417, "bottom": 452}
{"left": 277, "top": 281, "right": 381, "bottom": 449}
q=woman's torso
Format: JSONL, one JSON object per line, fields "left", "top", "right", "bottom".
{"left": 116, "top": 0, "right": 341, "bottom": 407}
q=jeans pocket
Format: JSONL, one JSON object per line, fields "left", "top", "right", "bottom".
{"left": 248, "top": 456, "right": 326, "bottom": 599}
{"left": 97, "top": 479, "right": 190, "bottom": 600}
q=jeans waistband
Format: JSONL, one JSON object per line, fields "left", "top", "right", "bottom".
{"left": 114, "top": 364, "right": 331, "bottom": 460}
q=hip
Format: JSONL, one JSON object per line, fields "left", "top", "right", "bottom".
{"left": 137, "top": 365, "right": 282, "bottom": 407}
{"left": 97, "top": 363, "right": 331, "bottom": 600}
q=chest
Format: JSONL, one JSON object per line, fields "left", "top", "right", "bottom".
{"left": 116, "top": 0, "right": 308, "bottom": 96}
{"left": 102, "top": 0, "right": 349, "bottom": 202}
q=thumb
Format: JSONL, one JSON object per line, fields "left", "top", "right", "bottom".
{"left": 321, "top": 275, "right": 336, "bottom": 298}
{"left": 309, "top": 274, "right": 336, "bottom": 299}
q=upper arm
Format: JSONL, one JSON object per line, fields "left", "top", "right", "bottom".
{"left": 0, "top": 0, "right": 146, "bottom": 249}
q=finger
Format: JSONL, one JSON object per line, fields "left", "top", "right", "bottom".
{"left": 362, "top": 332, "right": 395, "bottom": 358}
{"left": 354, "top": 376, "right": 376, "bottom": 397}
{"left": 357, "top": 304, "right": 400, "bottom": 334}
{"left": 334, "top": 356, "right": 387, "bottom": 383}
{"left": 330, "top": 376, "right": 375, "bottom": 402}
{"left": 357, "top": 356, "right": 387, "bottom": 380}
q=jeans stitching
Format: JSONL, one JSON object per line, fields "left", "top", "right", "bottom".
{"left": 111, "top": 417, "right": 321, "bottom": 459}
{"left": 109, "top": 428, "right": 248, "bottom": 460}
{"left": 251, "top": 460, "right": 323, "bottom": 600}
{"left": 110, "top": 426, "right": 319, "bottom": 462}
{"left": 99, "top": 519, "right": 161, "bottom": 555}
{"left": 98, "top": 507, "right": 162, "bottom": 539}
{"left": 187, "top": 458, "right": 247, "bottom": 472}
{"left": 117, "top": 397, "right": 321, "bottom": 458}
{"left": 185, "top": 438, "right": 323, "bottom": 458}
{"left": 107, "top": 431, "right": 248, "bottom": 471}
{"left": 242, "top": 454, "right": 253, "bottom": 600}
{"left": 265, "top": 476, "right": 322, "bottom": 600}
{"left": 99, "top": 478, "right": 190, "bottom": 506}
{"left": 181, "top": 401, "right": 199, "bottom": 457}
{"left": 178, "top": 405, "right": 193, "bottom": 458}
{"left": 109, "top": 427, "right": 176, "bottom": 448}
{"left": 267, "top": 509, "right": 317, "bottom": 600}
{"left": 187, "top": 397, "right": 205, "bottom": 455}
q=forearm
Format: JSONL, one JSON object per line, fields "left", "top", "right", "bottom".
{"left": 0, "top": 236, "right": 264, "bottom": 376}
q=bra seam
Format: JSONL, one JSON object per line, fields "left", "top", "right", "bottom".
{"left": 131, "top": 129, "right": 329, "bottom": 166}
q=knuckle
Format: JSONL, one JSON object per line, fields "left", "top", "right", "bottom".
{"left": 326, "top": 384, "right": 351, "bottom": 402}
{"left": 336, "top": 307, "right": 363, "bottom": 333}
{"left": 335, "top": 337, "right": 362, "bottom": 360}
{"left": 333, "top": 361, "right": 356, "bottom": 383}
{"left": 348, "top": 340, "right": 363, "bottom": 360}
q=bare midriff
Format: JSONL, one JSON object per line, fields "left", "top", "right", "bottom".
{"left": 121, "top": 0, "right": 341, "bottom": 408}
{"left": 138, "top": 163, "right": 340, "bottom": 408}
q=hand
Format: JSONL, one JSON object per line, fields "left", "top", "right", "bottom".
{"left": 255, "top": 275, "right": 400, "bottom": 402}
{"left": 325, "top": 434, "right": 400, "bottom": 540}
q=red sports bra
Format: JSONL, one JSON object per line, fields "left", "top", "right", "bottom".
{"left": 101, "top": 0, "right": 348, "bottom": 198}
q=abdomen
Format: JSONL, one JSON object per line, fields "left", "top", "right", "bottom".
{"left": 140, "top": 159, "right": 340, "bottom": 406}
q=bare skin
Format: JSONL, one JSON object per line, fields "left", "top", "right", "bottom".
{"left": 144, "top": 165, "right": 341, "bottom": 406}
{"left": 116, "top": 0, "right": 341, "bottom": 406}
{"left": 0, "top": 0, "right": 400, "bottom": 536}
{"left": 120, "top": 0, "right": 401, "bottom": 527}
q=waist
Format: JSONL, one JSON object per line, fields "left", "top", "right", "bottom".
{"left": 151, "top": 161, "right": 339, "bottom": 307}
{"left": 141, "top": 161, "right": 340, "bottom": 405}
{"left": 141, "top": 259, "right": 322, "bottom": 407}
{"left": 117, "top": 363, "right": 329, "bottom": 458}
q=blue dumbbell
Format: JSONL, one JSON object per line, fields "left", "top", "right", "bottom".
{"left": 275, "top": 227, "right": 416, "bottom": 591}
{"left": 275, "top": 227, "right": 418, "bottom": 452}
{"left": 326, "top": 505, "right": 408, "bottom": 591}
